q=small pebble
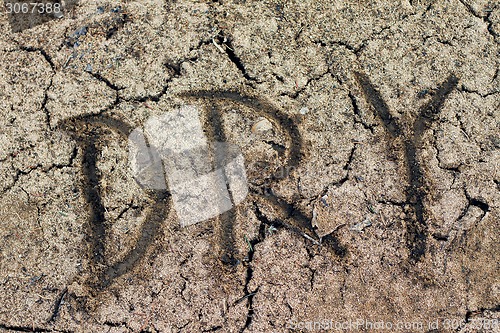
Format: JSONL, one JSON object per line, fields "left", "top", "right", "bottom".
{"left": 299, "top": 107, "right": 309, "bottom": 115}
{"left": 311, "top": 207, "right": 318, "bottom": 228}
{"left": 251, "top": 118, "right": 273, "bottom": 133}
{"left": 320, "top": 195, "right": 329, "bottom": 207}
{"left": 71, "top": 26, "right": 88, "bottom": 38}
{"left": 350, "top": 218, "right": 372, "bottom": 232}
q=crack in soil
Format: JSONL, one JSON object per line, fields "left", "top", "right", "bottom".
{"left": 16, "top": 45, "right": 56, "bottom": 129}
{"left": 41, "top": 77, "right": 55, "bottom": 130}
{"left": 104, "top": 320, "right": 133, "bottom": 331}
{"left": 239, "top": 214, "right": 265, "bottom": 332}
{"left": 463, "top": 189, "right": 490, "bottom": 221}
{"left": 48, "top": 288, "right": 68, "bottom": 323}
{"left": 348, "top": 91, "right": 375, "bottom": 133}
{"left": 123, "top": 57, "right": 197, "bottom": 104}
{"left": 87, "top": 71, "right": 124, "bottom": 92}
{"left": 114, "top": 200, "right": 138, "bottom": 221}
{"left": 466, "top": 304, "right": 500, "bottom": 319}
{"left": 19, "top": 46, "right": 55, "bottom": 71}
{"left": 458, "top": 0, "right": 499, "bottom": 42}
{"left": 0, "top": 323, "right": 73, "bottom": 333}
{"left": 1, "top": 147, "right": 77, "bottom": 196}
{"left": 314, "top": 26, "right": 391, "bottom": 56}
{"left": 215, "top": 32, "right": 260, "bottom": 84}
{"left": 279, "top": 69, "right": 330, "bottom": 99}
{"left": 454, "top": 304, "right": 500, "bottom": 332}
{"left": 458, "top": 84, "right": 500, "bottom": 98}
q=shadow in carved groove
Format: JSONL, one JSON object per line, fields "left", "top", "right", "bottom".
{"left": 59, "top": 91, "right": 344, "bottom": 289}
{"left": 354, "top": 72, "right": 458, "bottom": 261}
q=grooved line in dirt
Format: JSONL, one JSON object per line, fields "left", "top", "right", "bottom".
{"left": 354, "top": 71, "right": 458, "bottom": 261}
{"left": 60, "top": 115, "right": 170, "bottom": 290}
{"left": 58, "top": 91, "right": 345, "bottom": 291}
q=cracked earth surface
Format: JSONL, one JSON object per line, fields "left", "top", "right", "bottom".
{"left": 0, "top": 0, "right": 499, "bottom": 332}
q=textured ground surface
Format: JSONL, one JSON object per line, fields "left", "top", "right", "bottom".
{"left": 0, "top": 0, "right": 499, "bottom": 332}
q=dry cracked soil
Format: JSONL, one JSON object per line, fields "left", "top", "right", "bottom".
{"left": 0, "top": 0, "right": 499, "bottom": 332}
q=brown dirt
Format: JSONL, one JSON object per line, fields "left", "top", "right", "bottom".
{"left": 0, "top": 0, "right": 498, "bottom": 332}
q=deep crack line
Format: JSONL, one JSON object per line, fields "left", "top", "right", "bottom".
{"left": 17, "top": 45, "right": 57, "bottom": 130}
{"left": 215, "top": 32, "right": 260, "bottom": 84}
{"left": 123, "top": 58, "right": 196, "bottom": 103}
{"left": 348, "top": 91, "right": 374, "bottom": 133}
{"left": 0, "top": 324, "right": 52, "bottom": 332}
{"left": 19, "top": 46, "right": 55, "bottom": 71}
{"left": 458, "top": 0, "right": 499, "bottom": 42}
{"left": 87, "top": 71, "right": 124, "bottom": 91}
{"left": 239, "top": 209, "right": 266, "bottom": 333}
{"left": 48, "top": 288, "right": 67, "bottom": 323}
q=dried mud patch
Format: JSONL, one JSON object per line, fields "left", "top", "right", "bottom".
{"left": 0, "top": 0, "right": 498, "bottom": 332}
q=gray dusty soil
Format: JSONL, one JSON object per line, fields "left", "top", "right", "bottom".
{"left": 0, "top": 0, "right": 499, "bottom": 332}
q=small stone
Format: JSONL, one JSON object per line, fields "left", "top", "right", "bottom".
{"left": 71, "top": 26, "right": 88, "bottom": 38}
{"left": 350, "top": 217, "right": 372, "bottom": 232}
{"left": 299, "top": 107, "right": 309, "bottom": 115}
{"left": 311, "top": 207, "right": 318, "bottom": 228}
{"left": 251, "top": 117, "right": 273, "bottom": 133}
{"left": 321, "top": 195, "right": 329, "bottom": 207}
